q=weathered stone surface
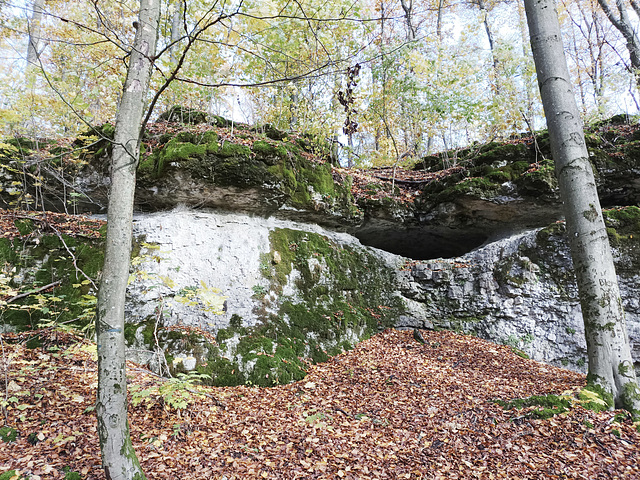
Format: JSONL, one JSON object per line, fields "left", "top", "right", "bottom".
{"left": 3, "top": 117, "right": 640, "bottom": 384}
{"left": 356, "top": 120, "right": 640, "bottom": 258}
{"left": 396, "top": 214, "right": 640, "bottom": 374}
{"left": 122, "top": 209, "right": 404, "bottom": 386}
{"left": 120, "top": 206, "right": 640, "bottom": 378}
{"left": 4, "top": 118, "right": 640, "bottom": 260}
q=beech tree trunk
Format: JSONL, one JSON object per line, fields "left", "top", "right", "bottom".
{"left": 169, "top": 0, "right": 183, "bottom": 65}
{"left": 96, "top": 0, "right": 160, "bottom": 478}
{"left": 524, "top": 0, "right": 640, "bottom": 417}
{"left": 26, "top": 0, "right": 45, "bottom": 68}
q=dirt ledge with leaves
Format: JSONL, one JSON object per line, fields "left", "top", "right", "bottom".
{"left": 0, "top": 329, "right": 639, "bottom": 479}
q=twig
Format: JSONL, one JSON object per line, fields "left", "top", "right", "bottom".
{"left": 372, "top": 175, "right": 431, "bottom": 185}
{"left": 153, "top": 298, "right": 172, "bottom": 378}
{"left": 0, "top": 333, "right": 8, "bottom": 423}
{"left": 49, "top": 226, "right": 98, "bottom": 290}
{"left": 6, "top": 280, "right": 62, "bottom": 303}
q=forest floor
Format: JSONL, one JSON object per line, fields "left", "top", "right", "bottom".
{"left": 0, "top": 329, "right": 638, "bottom": 479}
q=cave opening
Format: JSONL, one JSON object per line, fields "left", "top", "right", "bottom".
{"left": 353, "top": 227, "right": 489, "bottom": 260}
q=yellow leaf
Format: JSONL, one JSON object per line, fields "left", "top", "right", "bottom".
{"left": 579, "top": 388, "right": 608, "bottom": 406}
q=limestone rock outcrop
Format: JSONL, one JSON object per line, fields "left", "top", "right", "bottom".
{"left": 2, "top": 114, "right": 640, "bottom": 383}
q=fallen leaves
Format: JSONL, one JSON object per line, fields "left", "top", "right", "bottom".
{"left": 346, "top": 165, "right": 466, "bottom": 205}
{"left": 0, "top": 329, "right": 639, "bottom": 479}
{"left": 0, "top": 209, "right": 105, "bottom": 240}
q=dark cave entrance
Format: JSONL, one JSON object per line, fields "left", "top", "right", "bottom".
{"left": 353, "top": 226, "right": 489, "bottom": 260}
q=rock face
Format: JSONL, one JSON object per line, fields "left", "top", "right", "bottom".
{"left": 122, "top": 206, "right": 640, "bottom": 378}
{"left": 4, "top": 116, "right": 639, "bottom": 260}
{"left": 396, "top": 215, "right": 640, "bottom": 373}
{"left": 2, "top": 115, "right": 640, "bottom": 383}
{"left": 123, "top": 209, "right": 403, "bottom": 386}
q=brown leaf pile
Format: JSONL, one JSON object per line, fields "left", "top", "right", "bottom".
{"left": 1, "top": 329, "right": 638, "bottom": 479}
{"left": 347, "top": 166, "right": 465, "bottom": 204}
{"left": 0, "top": 209, "right": 105, "bottom": 240}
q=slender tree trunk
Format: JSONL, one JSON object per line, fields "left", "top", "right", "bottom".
{"left": 436, "top": 0, "right": 444, "bottom": 41}
{"left": 400, "top": 0, "right": 416, "bottom": 42}
{"left": 570, "top": 24, "right": 588, "bottom": 114}
{"left": 96, "top": 1, "right": 161, "bottom": 478}
{"left": 380, "top": 0, "right": 386, "bottom": 134}
{"left": 517, "top": 1, "right": 535, "bottom": 123}
{"left": 597, "top": 0, "right": 640, "bottom": 89}
{"left": 524, "top": 0, "right": 640, "bottom": 417}
{"left": 26, "top": 0, "right": 45, "bottom": 68}
{"left": 476, "top": 0, "right": 499, "bottom": 92}
{"left": 170, "top": 0, "right": 183, "bottom": 65}
{"left": 594, "top": 8, "right": 606, "bottom": 105}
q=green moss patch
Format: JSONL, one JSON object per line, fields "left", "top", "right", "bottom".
{"left": 494, "top": 386, "right": 612, "bottom": 420}
{"left": 135, "top": 121, "right": 360, "bottom": 222}
{"left": 603, "top": 206, "right": 640, "bottom": 245}
{"left": 198, "top": 228, "right": 403, "bottom": 387}
{"left": 417, "top": 142, "right": 544, "bottom": 203}
{"left": 0, "top": 224, "right": 103, "bottom": 333}
{"left": 415, "top": 116, "right": 640, "bottom": 207}
{"left": 494, "top": 394, "right": 572, "bottom": 419}
{"left": 158, "top": 106, "right": 209, "bottom": 125}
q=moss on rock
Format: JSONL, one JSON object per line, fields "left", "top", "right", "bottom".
{"left": 201, "top": 227, "right": 402, "bottom": 387}
{"left": 158, "top": 106, "right": 208, "bottom": 125}
{"left": 0, "top": 225, "right": 103, "bottom": 332}
{"left": 134, "top": 121, "right": 360, "bottom": 222}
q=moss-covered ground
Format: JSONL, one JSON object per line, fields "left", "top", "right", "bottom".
{"left": 0, "top": 212, "right": 105, "bottom": 335}
{"left": 135, "top": 118, "right": 360, "bottom": 222}
{"left": 412, "top": 116, "right": 640, "bottom": 207}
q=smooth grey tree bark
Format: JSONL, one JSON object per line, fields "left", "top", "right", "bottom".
{"left": 96, "top": 0, "right": 161, "bottom": 478}
{"left": 169, "top": 0, "right": 184, "bottom": 65}
{"left": 26, "top": 0, "right": 45, "bottom": 68}
{"left": 524, "top": 0, "right": 640, "bottom": 416}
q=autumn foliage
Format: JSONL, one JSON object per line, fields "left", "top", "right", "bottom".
{"left": 0, "top": 329, "right": 638, "bottom": 479}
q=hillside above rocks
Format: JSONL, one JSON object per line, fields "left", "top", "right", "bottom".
{"left": 2, "top": 113, "right": 640, "bottom": 259}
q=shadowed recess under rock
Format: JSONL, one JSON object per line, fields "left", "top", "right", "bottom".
{"left": 354, "top": 225, "right": 489, "bottom": 259}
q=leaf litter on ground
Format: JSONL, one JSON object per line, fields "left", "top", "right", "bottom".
{"left": 0, "top": 329, "right": 638, "bottom": 479}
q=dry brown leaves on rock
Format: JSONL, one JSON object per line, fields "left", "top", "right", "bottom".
{"left": 0, "top": 209, "right": 105, "bottom": 240}
{"left": 0, "top": 329, "right": 638, "bottom": 479}
{"left": 347, "top": 166, "right": 465, "bottom": 204}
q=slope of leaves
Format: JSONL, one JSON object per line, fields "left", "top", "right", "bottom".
{"left": 347, "top": 165, "right": 466, "bottom": 205}
{"left": 0, "top": 209, "right": 105, "bottom": 240}
{"left": 0, "top": 329, "right": 638, "bottom": 479}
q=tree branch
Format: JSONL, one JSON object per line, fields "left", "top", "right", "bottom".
{"left": 6, "top": 280, "right": 62, "bottom": 304}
